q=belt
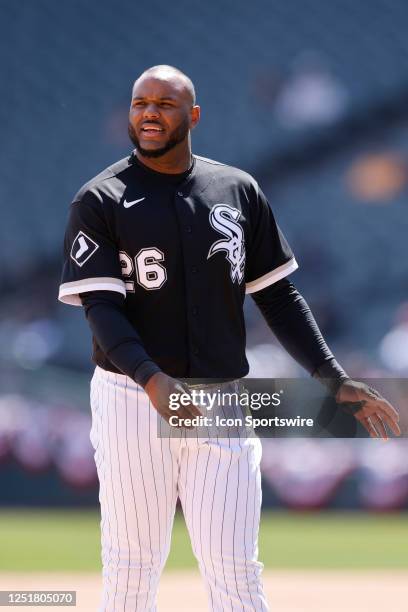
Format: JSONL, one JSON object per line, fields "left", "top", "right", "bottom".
{"left": 182, "top": 378, "right": 240, "bottom": 390}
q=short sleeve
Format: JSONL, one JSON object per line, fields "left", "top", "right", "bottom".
{"left": 58, "top": 191, "right": 126, "bottom": 306}
{"left": 245, "top": 184, "right": 298, "bottom": 294}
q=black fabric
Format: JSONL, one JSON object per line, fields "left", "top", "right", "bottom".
{"left": 244, "top": 187, "right": 294, "bottom": 287}
{"left": 312, "top": 359, "right": 350, "bottom": 395}
{"left": 59, "top": 152, "right": 296, "bottom": 379}
{"left": 80, "top": 277, "right": 348, "bottom": 393}
{"left": 251, "top": 278, "right": 348, "bottom": 394}
{"left": 130, "top": 151, "right": 195, "bottom": 182}
{"left": 80, "top": 290, "right": 161, "bottom": 387}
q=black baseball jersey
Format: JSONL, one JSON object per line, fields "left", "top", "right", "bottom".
{"left": 58, "top": 152, "right": 298, "bottom": 379}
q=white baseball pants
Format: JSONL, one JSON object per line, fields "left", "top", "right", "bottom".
{"left": 90, "top": 366, "right": 269, "bottom": 611}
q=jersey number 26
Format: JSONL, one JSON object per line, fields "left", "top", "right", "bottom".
{"left": 119, "top": 248, "right": 167, "bottom": 291}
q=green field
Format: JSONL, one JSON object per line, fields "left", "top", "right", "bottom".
{"left": 0, "top": 510, "right": 407, "bottom": 572}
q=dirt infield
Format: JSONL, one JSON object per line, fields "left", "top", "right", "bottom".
{"left": 0, "top": 570, "right": 407, "bottom": 611}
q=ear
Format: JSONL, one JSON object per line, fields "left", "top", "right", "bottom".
{"left": 190, "top": 105, "right": 201, "bottom": 130}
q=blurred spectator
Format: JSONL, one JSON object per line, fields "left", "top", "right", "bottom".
{"left": 273, "top": 53, "right": 349, "bottom": 128}
{"left": 379, "top": 303, "right": 408, "bottom": 374}
{"left": 359, "top": 440, "right": 408, "bottom": 510}
{"left": 346, "top": 152, "right": 408, "bottom": 203}
{"left": 247, "top": 343, "right": 299, "bottom": 378}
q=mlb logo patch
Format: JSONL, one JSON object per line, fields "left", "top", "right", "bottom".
{"left": 70, "top": 231, "right": 99, "bottom": 267}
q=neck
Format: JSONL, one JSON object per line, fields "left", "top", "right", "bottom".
{"left": 135, "top": 143, "right": 193, "bottom": 175}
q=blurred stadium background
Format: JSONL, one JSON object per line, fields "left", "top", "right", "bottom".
{"left": 0, "top": 0, "right": 407, "bottom": 608}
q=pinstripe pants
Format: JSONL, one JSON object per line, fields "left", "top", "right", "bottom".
{"left": 90, "top": 366, "right": 269, "bottom": 611}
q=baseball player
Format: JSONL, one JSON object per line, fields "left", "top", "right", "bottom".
{"left": 58, "top": 65, "right": 400, "bottom": 611}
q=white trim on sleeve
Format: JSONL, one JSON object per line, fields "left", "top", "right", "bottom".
{"left": 245, "top": 257, "right": 298, "bottom": 294}
{"left": 58, "top": 277, "right": 127, "bottom": 306}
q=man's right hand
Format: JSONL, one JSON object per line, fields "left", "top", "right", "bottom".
{"left": 144, "top": 371, "right": 202, "bottom": 427}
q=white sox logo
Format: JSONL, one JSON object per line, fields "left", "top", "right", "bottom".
{"left": 70, "top": 231, "right": 99, "bottom": 267}
{"left": 207, "top": 204, "right": 245, "bottom": 283}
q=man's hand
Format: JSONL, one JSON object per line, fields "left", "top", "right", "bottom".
{"left": 144, "top": 372, "right": 202, "bottom": 427}
{"left": 335, "top": 379, "right": 401, "bottom": 440}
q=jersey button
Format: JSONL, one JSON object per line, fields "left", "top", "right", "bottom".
{"left": 177, "top": 191, "right": 184, "bottom": 197}
{"left": 192, "top": 307, "right": 198, "bottom": 316}
{"left": 192, "top": 347, "right": 199, "bottom": 355}
{"left": 186, "top": 226, "right": 192, "bottom": 233}
{"left": 191, "top": 266, "right": 198, "bottom": 273}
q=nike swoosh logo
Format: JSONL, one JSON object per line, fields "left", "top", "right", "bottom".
{"left": 123, "top": 197, "right": 146, "bottom": 208}
{"left": 75, "top": 236, "right": 88, "bottom": 258}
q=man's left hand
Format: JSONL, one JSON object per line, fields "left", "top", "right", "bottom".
{"left": 335, "top": 380, "right": 401, "bottom": 440}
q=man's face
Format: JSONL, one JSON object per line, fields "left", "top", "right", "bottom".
{"left": 128, "top": 75, "right": 199, "bottom": 158}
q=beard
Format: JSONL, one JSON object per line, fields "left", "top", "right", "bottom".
{"left": 128, "top": 117, "right": 190, "bottom": 158}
